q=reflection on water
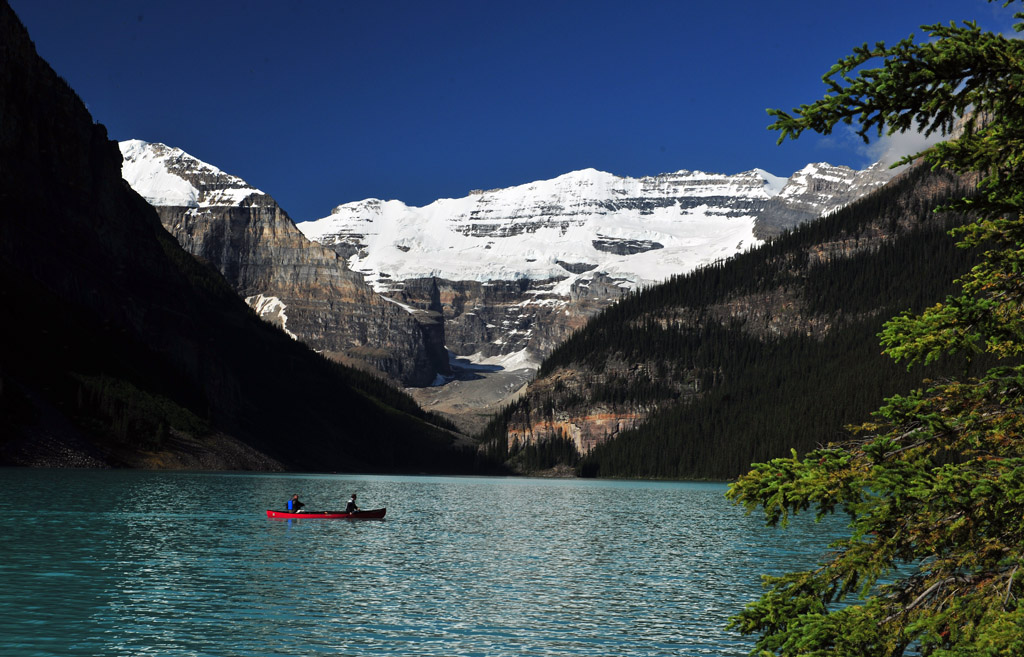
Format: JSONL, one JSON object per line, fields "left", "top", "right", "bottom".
{"left": 0, "top": 470, "right": 844, "bottom": 656}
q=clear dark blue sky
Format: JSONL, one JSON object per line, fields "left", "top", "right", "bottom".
{"left": 9, "top": 0, "right": 1013, "bottom": 221}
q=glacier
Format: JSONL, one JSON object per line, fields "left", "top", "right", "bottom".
{"left": 297, "top": 167, "right": 789, "bottom": 297}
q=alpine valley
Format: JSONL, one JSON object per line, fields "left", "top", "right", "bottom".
{"left": 0, "top": 0, "right": 983, "bottom": 479}
{"left": 121, "top": 140, "right": 896, "bottom": 434}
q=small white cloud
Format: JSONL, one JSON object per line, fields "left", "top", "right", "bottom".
{"left": 860, "top": 128, "right": 944, "bottom": 168}
{"left": 817, "top": 124, "right": 946, "bottom": 169}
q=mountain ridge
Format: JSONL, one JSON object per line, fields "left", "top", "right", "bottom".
{"left": 120, "top": 139, "right": 899, "bottom": 433}
{"left": 300, "top": 162, "right": 894, "bottom": 291}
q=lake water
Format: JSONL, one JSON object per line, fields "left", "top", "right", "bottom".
{"left": 0, "top": 469, "right": 844, "bottom": 656}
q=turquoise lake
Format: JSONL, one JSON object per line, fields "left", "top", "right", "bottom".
{"left": 0, "top": 469, "right": 844, "bottom": 656}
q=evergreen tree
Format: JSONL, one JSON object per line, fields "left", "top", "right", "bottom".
{"left": 727, "top": 2, "right": 1024, "bottom": 654}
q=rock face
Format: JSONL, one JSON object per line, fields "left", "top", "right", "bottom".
{"left": 501, "top": 358, "right": 698, "bottom": 461}
{"left": 119, "top": 140, "right": 448, "bottom": 386}
{"left": 754, "top": 162, "right": 897, "bottom": 239}
{"left": 395, "top": 274, "right": 620, "bottom": 362}
{"left": 504, "top": 367, "right": 660, "bottom": 457}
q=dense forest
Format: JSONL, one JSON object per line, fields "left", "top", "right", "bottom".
{"left": 479, "top": 165, "right": 983, "bottom": 479}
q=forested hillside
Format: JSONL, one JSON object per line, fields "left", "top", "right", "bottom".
{"left": 479, "top": 164, "right": 981, "bottom": 479}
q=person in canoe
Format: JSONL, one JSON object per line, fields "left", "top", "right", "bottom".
{"left": 287, "top": 494, "right": 305, "bottom": 512}
{"left": 345, "top": 493, "right": 359, "bottom": 513}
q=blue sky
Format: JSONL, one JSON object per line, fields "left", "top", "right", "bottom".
{"left": 9, "top": 0, "right": 1014, "bottom": 222}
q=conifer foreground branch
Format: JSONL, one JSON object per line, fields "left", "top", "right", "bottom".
{"left": 728, "top": 2, "right": 1024, "bottom": 654}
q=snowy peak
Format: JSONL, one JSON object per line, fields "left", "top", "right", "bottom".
{"left": 772, "top": 161, "right": 897, "bottom": 220}
{"left": 297, "top": 161, "right": 897, "bottom": 367}
{"left": 119, "top": 139, "right": 264, "bottom": 208}
{"left": 328, "top": 167, "right": 785, "bottom": 219}
{"left": 298, "top": 164, "right": 882, "bottom": 294}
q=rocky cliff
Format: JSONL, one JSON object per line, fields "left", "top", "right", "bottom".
{"left": 120, "top": 140, "right": 448, "bottom": 386}
{"left": 754, "top": 161, "right": 896, "bottom": 238}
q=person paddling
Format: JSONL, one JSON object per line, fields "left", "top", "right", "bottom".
{"left": 287, "top": 494, "right": 305, "bottom": 512}
{"left": 345, "top": 493, "right": 359, "bottom": 514}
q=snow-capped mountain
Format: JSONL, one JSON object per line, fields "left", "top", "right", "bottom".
{"left": 301, "top": 167, "right": 782, "bottom": 294}
{"left": 120, "top": 139, "right": 264, "bottom": 207}
{"left": 298, "top": 162, "right": 896, "bottom": 371}
{"left": 119, "top": 140, "right": 449, "bottom": 386}
{"left": 120, "top": 138, "right": 897, "bottom": 430}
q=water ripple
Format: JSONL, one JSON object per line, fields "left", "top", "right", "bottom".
{"left": 0, "top": 470, "right": 843, "bottom": 656}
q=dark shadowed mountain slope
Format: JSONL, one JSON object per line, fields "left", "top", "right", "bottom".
{"left": 0, "top": 1, "right": 481, "bottom": 473}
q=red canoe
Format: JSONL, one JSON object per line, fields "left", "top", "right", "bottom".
{"left": 266, "top": 508, "right": 386, "bottom": 520}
